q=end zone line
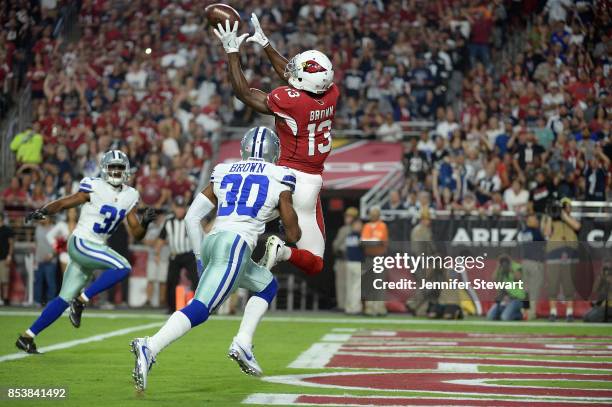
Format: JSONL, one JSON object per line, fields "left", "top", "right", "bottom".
{"left": 2, "top": 310, "right": 612, "bottom": 329}
{"left": 0, "top": 322, "right": 162, "bottom": 363}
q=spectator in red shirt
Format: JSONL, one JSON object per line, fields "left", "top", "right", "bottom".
{"left": 466, "top": 9, "right": 494, "bottom": 68}
{"left": 168, "top": 168, "right": 193, "bottom": 202}
{"left": 137, "top": 165, "right": 170, "bottom": 209}
{"left": 2, "top": 177, "right": 28, "bottom": 207}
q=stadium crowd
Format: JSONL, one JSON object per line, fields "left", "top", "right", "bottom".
{"left": 0, "top": 0, "right": 610, "bottom": 312}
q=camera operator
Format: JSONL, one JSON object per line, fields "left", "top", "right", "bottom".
{"left": 542, "top": 197, "right": 581, "bottom": 322}
{"left": 487, "top": 255, "right": 526, "bottom": 321}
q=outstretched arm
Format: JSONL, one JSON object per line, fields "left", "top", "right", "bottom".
{"left": 125, "top": 207, "right": 157, "bottom": 241}
{"left": 227, "top": 53, "right": 272, "bottom": 114}
{"left": 26, "top": 191, "right": 90, "bottom": 222}
{"left": 278, "top": 190, "right": 301, "bottom": 243}
{"left": 246, "top": 13, "right": 288, "bottom": 80}
{"left": 214, "top": 20, "right": 272, "bottom": 115}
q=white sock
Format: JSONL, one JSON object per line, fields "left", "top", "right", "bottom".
{"left": 566, "top": 305, "right": 573, "bottom": 316}
{"left": 279, "top": 246, "right": 291, "bottom": 261}
{"left": 235, "top": 296, "right": 269, "bottom": 348}
{"left": 550, "top": 305, "right": 557, "bottom": 316}
{"left": 79, "top": 293, "right": 89, "bottom": 303}
{"left": 148, "top": 311, "right": 191, "bottom": 357}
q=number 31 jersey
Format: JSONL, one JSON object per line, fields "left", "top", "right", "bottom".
{"left": 211, "top": 160, "right": 296, "bottom": 250}
{"left": 73, "top": 177, "right": 140, "bottom": 245}
{"left": 266, "top": 83, "right": 340, "bottom": 175}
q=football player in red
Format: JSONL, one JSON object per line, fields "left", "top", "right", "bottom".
{"left": 213, "top": 15, "right": 340, "bottom": 275}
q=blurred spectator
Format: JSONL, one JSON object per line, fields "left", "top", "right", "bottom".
{"left": 361, "top": 207, "right": 388, "bottom": 316}
{"left": 543, "top": 197, "right": 581, "bottom": 322}
{"left": 332, "top": 207, "right": 358, "bottom": 311}
{"left": 0, "top": 213, "right": 14, "bottom": 305}
{"left": 138, "top": 165, "right": 170, "bottom": 209}
{"left": 2, "top": 177, "right": 28, "bottom": 208}
{"left": 10, "top": 123, "right": 44, "bottom": 165}
{"left": 377, "top": 113, "right": 402, "bottom": 142}
{"left": 487, "top": 256, "right": 525, "bottom": 321}
{"left": 34, "top": 217, "right": 57, "bottom": 306}
{"left": 503, "top": 179, "right": 529, "bottom": 213}
{"left": 344, "top": 218, "right": 364, "bottom": 315}
{"left": 518, "top": 214, "right": 546, "bottom": 320}
{"left": 46, "top": 207, "right": 78, "bottom": 273}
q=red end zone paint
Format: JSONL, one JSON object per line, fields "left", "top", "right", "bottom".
{"left": 327, "top": 354, "right": 612, "bottom": 371}
{"left": 304, "top": 372, "right": 612, "bottom": 398}
{"left": 296, "top": 394, "right": 605, "bottom": 407}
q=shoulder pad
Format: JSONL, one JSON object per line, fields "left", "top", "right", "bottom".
{"left": 272, "top": 165, "right": 296, "bottom": 193}
{"left": 267, "top": 86, "right": 301, "bottom": 112}
{"left": 79, "top": 177, "right": 95, "bottom": 193}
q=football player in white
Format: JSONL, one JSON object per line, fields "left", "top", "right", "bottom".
{"left": 130, "top": 127, "right": 301, "bottom": 391}
{"left": 16, "top": 150, "right": 156, "bottom": 354}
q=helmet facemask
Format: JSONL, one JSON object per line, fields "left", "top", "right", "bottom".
{"left": 105, "top": 163, "right": 127, "bottom": 186}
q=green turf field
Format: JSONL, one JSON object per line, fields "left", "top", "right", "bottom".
{"left": 0, "top": 309, "right": 611, "bottom": 406}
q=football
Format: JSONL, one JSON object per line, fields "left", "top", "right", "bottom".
{"left": 204, "top": 3, "right": 241, "bottom": 29}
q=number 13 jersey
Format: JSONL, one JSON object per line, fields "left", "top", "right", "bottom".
{"left": 210, "top": 160, "right": 296, "bottom": 250}
{"left": 73, "top": 177, "right": 140, "bottom": 244}
{"left": 266, "top": 83, "right": 340, "bottom": 175}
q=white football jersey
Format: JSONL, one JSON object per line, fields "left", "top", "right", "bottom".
{"left": 72, "top": 177, "right": 140, "bottom": 244}
{"left": 210, "top": 159, "right": 296, "bottom": 249}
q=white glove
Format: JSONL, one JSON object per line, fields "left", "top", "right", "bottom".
{"left": 246, "top": 13, "right": 269, "bottom": 47}
{"left": 213, "top": 20, "right": 248, "bottom": 54}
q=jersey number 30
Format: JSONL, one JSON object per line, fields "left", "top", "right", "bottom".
{"left": 93, "top": 205, "right": 126, "bottom": 234}
{"left": 218, "top": 174, "right": 269, "bottom": 218}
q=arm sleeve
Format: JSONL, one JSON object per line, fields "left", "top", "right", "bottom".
{"left": 79, "top": 177, "right": 94, "bottom": 193}
{"left": 185, "top": 192, "right": 215, "bottom": 258}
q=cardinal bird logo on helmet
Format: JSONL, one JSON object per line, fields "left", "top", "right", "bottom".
{"left": 302, "top": 60, "right": 327, "bottom": 73}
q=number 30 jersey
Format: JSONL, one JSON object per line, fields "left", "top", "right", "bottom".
{"left": 210, "top": 160, "right": 296, "bottom": 250}
{"left": 266, "top": 83, "right": 340, "bottom": 175}
{"left": 73, "top": 177, "right": 140, "bottom": 245}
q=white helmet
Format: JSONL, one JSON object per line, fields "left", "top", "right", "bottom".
{"left": 284, "top": 50, "right": 333, "bottom": 94}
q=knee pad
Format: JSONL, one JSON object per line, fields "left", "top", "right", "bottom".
{"left": 254, "top": 278, "right": 278, "bottom": 305}
{"left": 180, "top": 299, "right": 209, "bottom": 327}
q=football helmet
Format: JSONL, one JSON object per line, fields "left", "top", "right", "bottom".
{"left": 240, "top": 126, "right": 280, "bottom": 163}
{"left": 100, "top": 150, "right": 130, "bottom": 186}
{"left": 284, "top": 50, "right": 333, "bottom": 94}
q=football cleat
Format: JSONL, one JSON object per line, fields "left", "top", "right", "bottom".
{"left": 69, "top": 299, "right": 85, "bottom": 328}
{"left": 130, "top": 337, "right": 155, "bottom": 391}
{"left": 16, "top": 335, "right": 40, "bottom": 354}
{"left": 228, "top": 337, "right": 263, "bottom": 377}
{"left": 259, "top": 235, "right": 285, "bottom": 271}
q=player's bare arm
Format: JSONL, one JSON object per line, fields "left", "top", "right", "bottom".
{"left": 185, "top": 183, "right": 218, "bottom": 263}
{"left": 214, "top": 20, "right": 272, "bottom": 115}
{"left": 246, "top": 13, "right": 288, "bottom": 80}
{"left": 25, "top": 191, "right": 90, "bottom": 222}
{"left": 125, "top": 207, "right": 157, "bottom": 241}
{"left": 278, "top": 190, "right": 301, "bottom": 243}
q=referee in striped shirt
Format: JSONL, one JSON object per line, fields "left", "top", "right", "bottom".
{"left": 156, "top": 196, "right": 199, "bottom": 313}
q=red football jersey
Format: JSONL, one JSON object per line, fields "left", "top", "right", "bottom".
{"left": 266, "top": 83, "right": 340, "bottom": 174}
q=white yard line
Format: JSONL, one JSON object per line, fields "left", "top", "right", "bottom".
{"left": 243, "top": 393, "right": 612, "bottom": 406}
{"left": 2, "top": 310, "right": 612, "bottom": 329}
{"left": 0, "top": 322, "right": 162, "bottom": 363}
